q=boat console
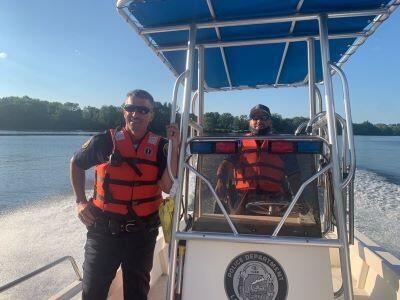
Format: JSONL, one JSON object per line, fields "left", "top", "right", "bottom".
{"left": 188, "top": 136, "right": 324, "bottom": 238}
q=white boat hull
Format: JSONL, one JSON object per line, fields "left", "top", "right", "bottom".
{"left": 53, "top": 229, "right": 399, "bottom": 300}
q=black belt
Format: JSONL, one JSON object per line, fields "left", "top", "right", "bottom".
{"left": 88, "top": 211, "right": 160, "bottom": 235}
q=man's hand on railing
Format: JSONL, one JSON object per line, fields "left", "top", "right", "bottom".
{"left": 166, "top": 123, "right": 180, "bottom": 148}
{"left": 161, "top": 123, "right": 180, "bottom": 192}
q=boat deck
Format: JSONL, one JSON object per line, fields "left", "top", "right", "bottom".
{"left": 332, "top": 267, "right": 369, "bottom": 300}
{"left": 149, "top": 275, "right": 168, "bottom": 300}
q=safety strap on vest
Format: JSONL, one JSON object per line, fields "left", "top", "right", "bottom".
{"left": 109, "top": 129, "right": 158, "bottom": 177}
{"left": 98, "top": 175, "right": 158, "bottom": 187}
{"left": 100, "top": 174, "right": 160, "bottom": 205}
{"left": 100, "top": 173, "right": 161, "bottom": 224}
{"left": 236, "top": 161, "right": 285, "bottom": 172}
{"left": 109, "top": 128, "right": 144, "bottom": 176}
{"left": 121, "top": 157, "right": 159, "bottom": 177}
{"left": 234, "top": 175, "right": 285, "bottom": 185}
{"left": 97, "top": 194, "right": 161, "bottom": 206}
{"left": 93, "top": 170, "right": 98, "bottom": 199}
{"left": 241, "top": 148, "right": 259, "bottom": 153}
{"left": 122, "top": 155, "right": 143, "bottom": 177}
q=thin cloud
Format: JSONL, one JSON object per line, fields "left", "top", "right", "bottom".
{"left": 0, "top": 52, "right": 7, "bottom": 59}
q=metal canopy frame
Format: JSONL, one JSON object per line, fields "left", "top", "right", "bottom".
{"left": 156, "top": 31, "right": 365, "bottom": 52}
{"left": 205, "top": 0, "right": 232, "bottom": 89}
{"left": 117, "top": 0, "right": 399, "bottom": 91}
{"left": 275, "top": 0, "right": 305, "bottom": 86}
{"left": 116, "top": 1, "right": 399, "bottom": 300}
{"left": 138, "top": 8, "right": 387, "bottom": 34}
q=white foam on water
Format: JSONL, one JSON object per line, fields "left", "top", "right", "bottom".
{"left": 0, "top": 169, "right": 399, "bottom": 299}
{"left": 354, "top": 169, "right": 400, "bottom": 258}
{"left": 0, "top": 194, "right": 86, "bottom": 300}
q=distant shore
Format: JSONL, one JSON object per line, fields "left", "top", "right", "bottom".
{"left": 0, "top": 130, "right": 398, "bottom": 137}
{"left": 1, "top": 96, "right": 399, "bottom": 136}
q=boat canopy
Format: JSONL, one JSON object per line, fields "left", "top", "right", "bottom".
{"left": 118, "top": 0, "right": 397, "bottom": 91}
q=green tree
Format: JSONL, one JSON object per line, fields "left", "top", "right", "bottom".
{"left": 1, "top": 96, "right": 399, "bottom": 136}
{"left": 204, "top": 112, "right": 220, "bottom": 132}
{"left": 219, "top": 113, "right": 235, "bottom": 130}
{"left": 233, "top": 115, "right": 249, "bottom": 131}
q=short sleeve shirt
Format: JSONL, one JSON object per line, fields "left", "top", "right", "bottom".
{"left": 73, "top": 130, "right": 168, "bottom": 180}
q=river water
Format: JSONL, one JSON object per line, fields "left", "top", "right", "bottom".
{"left": 0, "top": 133, "right": 399, "bottom": 299}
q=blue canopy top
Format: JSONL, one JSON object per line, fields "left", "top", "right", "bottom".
{"left": 119, "top": 0, "right": 398, "bottom": 91}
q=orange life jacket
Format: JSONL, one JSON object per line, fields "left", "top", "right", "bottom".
{"left": 92, "top": 128, "right": 162, "bottom": 217}
{"left": 234, "top": 138, "right": 286, "bottom": 194}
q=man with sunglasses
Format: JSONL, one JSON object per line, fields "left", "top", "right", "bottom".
{"left": 70, "top": 89, "right": 179, "bottom": 299}
{"left": 215, "top": 104, "right": 302, "bottom": 215}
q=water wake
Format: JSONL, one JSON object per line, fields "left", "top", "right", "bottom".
{"left": 354, "top": 169, "right": 400, "bottom": 259}
{"left": 0, "top": 169, "right": 399, "bottom": 299}
{"left": 0, "top": 195, "right": 86, "bottom": 299}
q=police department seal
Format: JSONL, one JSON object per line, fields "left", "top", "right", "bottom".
{"left": 224, "top": 251, "right": 288, "bottom": 300}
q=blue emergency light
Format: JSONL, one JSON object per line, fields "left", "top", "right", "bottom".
{"left": 297, "top": 141, "right": 323, "bottom": 154}
{"left": 190, "top": 141, "right": 238, "bottom": 154}
{"left": 190, "top": 141, "right": 215, "bottom": 154}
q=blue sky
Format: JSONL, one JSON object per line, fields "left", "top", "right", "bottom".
{"left": 0, "top": 1, "right": 399, "bottom": 123}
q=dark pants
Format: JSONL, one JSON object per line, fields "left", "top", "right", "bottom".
{"left": 82, "top": 228, "right": 158, "bottom": 300}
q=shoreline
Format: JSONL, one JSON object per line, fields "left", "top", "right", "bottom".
{"left": 1, "top": 130, "right": 399, "bottom": 137}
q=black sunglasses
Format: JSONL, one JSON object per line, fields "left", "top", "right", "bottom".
{"left": 251, "top": 115, "right": 270, "bottom": 121}
{"left": 122, "top": 104, "right": 151, "bottom": 115}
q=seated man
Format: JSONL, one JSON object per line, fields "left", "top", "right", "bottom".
{"left": 215, "top": 104, "right": 303, "bottom": 216}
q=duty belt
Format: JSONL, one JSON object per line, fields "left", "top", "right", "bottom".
{"left": 89, "top": 213, "right": 160, "bottom": 235}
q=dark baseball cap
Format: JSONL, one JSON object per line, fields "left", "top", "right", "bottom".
{"left": 249, "top": 104, "right": 271, "bottom": 119}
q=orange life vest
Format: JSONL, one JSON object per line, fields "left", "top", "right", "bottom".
{"left": 92, "top": 128, "right": 163, "bottom": 217}
{"left": 234, "top": 138, "right": 286, "bottom": 194}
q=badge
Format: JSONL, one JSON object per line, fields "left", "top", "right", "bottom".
{"left": 163, "top": 143, "right": 169, "bottom": 157}
{"left": 224, "top": 251, "right": 288, "bottom": 300}
{"left": 144, "top": 146, "right": 152, "bottom": 156}
{"left": 81, "top": 137, "right": 93, "bottom": 150}
{"left": 148, "top": 134, "right": 158, "bottom": 145}
{"left": 115, "top": 131, "right": 125, "bottom": 141}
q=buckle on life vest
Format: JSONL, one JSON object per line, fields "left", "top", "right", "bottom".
{"left": 109, "top": 150, "right": 124, "bottom": 167}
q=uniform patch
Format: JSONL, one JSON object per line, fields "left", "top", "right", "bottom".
{"left": 115, "top": 131, "right": 125, "bottom": 141}
{"left": 224, "top": 251, "right": 288, "bottom": 300}
{"left": 163, "top": 143, "right": 169, "bottom": 157}
{"left": 81, "top": 137, "right": 93, "bottom": 150}
{"left": 148, "top": 135, "right": 158, "bottom": 145}
{"left": 144, "top": 146, "right": 152, "bottom": 156}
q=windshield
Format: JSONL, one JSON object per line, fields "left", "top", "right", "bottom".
{"left": 191, "top": 151, "right": 323, "bottom": 238}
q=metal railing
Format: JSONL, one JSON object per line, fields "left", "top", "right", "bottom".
{"left": 166, "top": 24, "right": 197, "bottom": 300}
{"left": 185, "top": 162, "right": 238, "bottom": 235}
{"left": 185, "top": 135, "right": 332, "bottom": 238}
{"left": 294, "top": 78, "right": 356, "bottom": 244}
{"left": 330, "top": 63, "right": 356, "bottom": 190}
{"left": 159, "top": 12, "right": 361, "bottom": 300}
{"left": 0, "top": 256, "right": 82, "bottom": 294}
{"left": 330, "top": 63, "right": 356, "bottom": 245}
{"left": 167, "top": 70, "right": 189, "bottom": 181}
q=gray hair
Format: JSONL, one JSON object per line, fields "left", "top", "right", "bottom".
{"left": 126, "top": 89, "right": 154, "bottom": 107}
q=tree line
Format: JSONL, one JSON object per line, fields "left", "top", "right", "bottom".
{"left": 1, "top": 96, "right": 399, "bottom": 136}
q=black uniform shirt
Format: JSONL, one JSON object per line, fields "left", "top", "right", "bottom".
{"left": 73, "top": 130, "right": 168, "bottom": 180}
